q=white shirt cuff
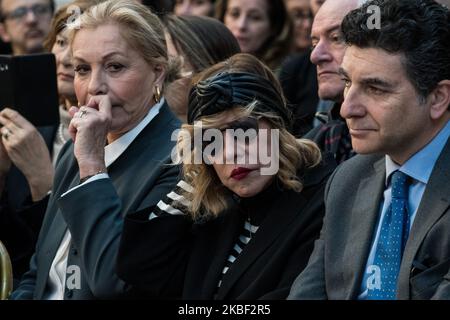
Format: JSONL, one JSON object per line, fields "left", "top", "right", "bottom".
{"left": 61, "top": 173, "right": 110, "bottom": 198}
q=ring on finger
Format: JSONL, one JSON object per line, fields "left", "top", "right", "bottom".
{"left": 79, "top": 109, "right": 88, "bottom": 119}
{"left": 2, "top": 127, "right": 12, "bottom": 140}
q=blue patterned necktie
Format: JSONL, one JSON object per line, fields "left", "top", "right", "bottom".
{"left": 367, "top": 170, "right": 410, "bottom": 300}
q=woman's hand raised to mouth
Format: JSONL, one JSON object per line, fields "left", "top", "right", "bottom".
{"left": 68, "top": 95, "right": 112, "bottom": 179}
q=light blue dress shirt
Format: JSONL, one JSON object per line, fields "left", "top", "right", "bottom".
{"left": 359, "top": 120, "right": 450, "bottom": 299}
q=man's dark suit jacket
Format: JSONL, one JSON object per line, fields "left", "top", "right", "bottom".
{"left": 279, "top": 51, "right": 319, "bottom": 137}
{"left": 10, "top": 103, "right": 181, "bottom": 299}
{"left": 288, "top": 137, "right": 450, "bottom": 299}
{"left": 0, "top": 126, "right": 56, "bottom": 280}
{"left": 116, "top": 155, "right": 336, "bottom": 300}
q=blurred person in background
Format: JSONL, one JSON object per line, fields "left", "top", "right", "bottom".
{"left": 174, "top": 0, "right": 214, "bottom": 16}
{"left": 163, "top": 13, "right": 240, "bottom": 122}
{"left": 284, "top": 0, "right": 313, "bottom": 53}
{"left": 278, "top": 0, "right": 318, "bottom": 137}
{"left": 140, "top": 0, "right": 174, "bottom": 15}
{"left": 215, "top": 0, "right": 293, "bottom": 71}
{"left": 0, "top": 0, "right": 54, "bottom": 55}
{"left": 310, "top": 0, "right": 325, "bottom": 15}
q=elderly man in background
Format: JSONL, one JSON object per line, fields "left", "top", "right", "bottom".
{"left": 301, "top": 0, "right": 364, "bottom": 163}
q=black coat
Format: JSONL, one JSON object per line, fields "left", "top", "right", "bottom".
{"left": 117, "top": 155, "right": 336, "bottom": 299}
{"left": 279, "top": 51, "right": 319, "bottom": 137}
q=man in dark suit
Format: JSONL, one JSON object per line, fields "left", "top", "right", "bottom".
{"left": 288, "top": 0, "right": 450, "bottom": 300}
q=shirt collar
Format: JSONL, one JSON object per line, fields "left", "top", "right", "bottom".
{"left": 104, "top": 98, "right": 164, "bottom": 168}
{"left": 385, "top": 120, "right": 450, "bottom": 185}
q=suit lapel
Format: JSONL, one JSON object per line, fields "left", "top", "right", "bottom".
{"left": 34, "top": 208, "right": 68, "bottom": 299}
{"left": 342, "top": 157, "right": 385, "bottom": 299}
{"left": 34, "top": 157, "right": 81, "bottom": 299}
{"left": 397, "top": 139, "right": 450, "bottom": 299}
{"left": 215, "top": 189, "right": 306, "bottom": 299}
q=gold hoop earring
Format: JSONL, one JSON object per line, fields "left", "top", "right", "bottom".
{"left": 154, "top": 86, "right": 161, "bottom": 103}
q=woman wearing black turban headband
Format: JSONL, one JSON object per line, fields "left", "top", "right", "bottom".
{"left": 117, "top": 54, "right": 336, "bottom": 299}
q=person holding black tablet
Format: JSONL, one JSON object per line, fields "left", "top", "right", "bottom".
{"left": 0, "top": 0, "right": 96, "bottom": 284}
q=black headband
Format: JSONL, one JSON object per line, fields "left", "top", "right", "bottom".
{"left": 187, "top": 72, "right": 292, "bottom": 129}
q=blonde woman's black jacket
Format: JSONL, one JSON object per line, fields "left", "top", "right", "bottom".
{"left": 117, "top": 153, "right": 336, "bottom": 299}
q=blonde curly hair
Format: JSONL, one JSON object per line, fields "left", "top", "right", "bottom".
{"left": 176, "top": 54, "right": 321, "bottom": 220}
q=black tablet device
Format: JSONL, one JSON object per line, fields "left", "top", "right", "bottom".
{"left": 0, "top": 53, "right": 59, "bottom": 127}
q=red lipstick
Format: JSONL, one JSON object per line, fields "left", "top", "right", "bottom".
{"left": 230, "top": 167, "right": 254, "bottom": 180}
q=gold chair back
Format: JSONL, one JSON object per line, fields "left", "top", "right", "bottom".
{"left": 0, "top": 240, "right": 13, "bottom": 300}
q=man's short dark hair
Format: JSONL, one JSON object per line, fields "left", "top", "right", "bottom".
{"left": 0, "top": 0, "right": 55, "bottom": 23}
{"left": 341, "top": 0, "right": 450, "bottom": 102}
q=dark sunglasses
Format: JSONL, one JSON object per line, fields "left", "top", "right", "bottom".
{"left": 200, "top": 116, "right": 260, "bottom": 153}
{"left": 219, "top": 116, "right": 259, "bottom": 133}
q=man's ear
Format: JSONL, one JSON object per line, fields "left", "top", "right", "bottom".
{"left": 0, "top": 23, "right": 11, "bottom": 43}
{"left": 429, "top": 79, "right": 450, "bottom": 120}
